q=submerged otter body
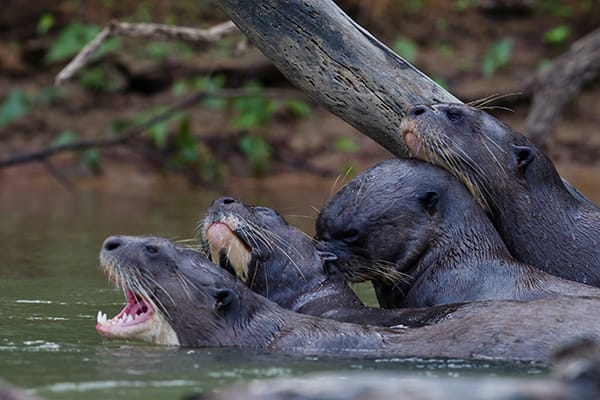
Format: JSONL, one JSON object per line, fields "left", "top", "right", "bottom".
{"left": 200, "top": 197, "right": 462, "bottom": 327}
{"left": 315, "top": 159, "right": 600, "bottom": 308}
{"left": 400, "top": 103, "right": 600, "bottom": 286}
{"left": 97, "top": 235, "right": 600, "bottom": 362}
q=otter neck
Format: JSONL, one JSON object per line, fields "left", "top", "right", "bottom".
{"left": 247, "top": 251, "right": 331, "bottom": 309}
{"left": 484, "top": 156, "right": 580, "bottom": 247}
{"left": 406, "top": 193, "right": 511, "bottom": 291}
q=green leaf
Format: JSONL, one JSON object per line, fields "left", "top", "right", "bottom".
{"left": 45, "top": 22, "right": 120, "bottom": 64}
{"left": 52, "top": 131, "right": 78, "bottom": 147}
{"left": 78, "top": 66, "right": 116, "bottom": 92}
{"left": 46, "top": 22, "right": 101, "bottom": 64}
{"left": 392, "top": 38, "right": 418, "bottom": 63}
{"left": 0, "top": 90, "right": 31, "bottom": 126}
{"left": 80, "top": 149, "right": 100, "bottom": 173}
{"left": 334, "top": 137, "right": 359, "bottom": 153}
{"left": 232, "top": 92, "right": 276, "bottom": 129}
{"left": 481, "top": 37, "right": 513, "bottom": 77}
{"left": 544, "top": 26, "right": 570, "bottom": 44}
{"left": 174, "top": 116, "right": 196, "bottom": 153}
{"left": 239, "top": 135, "right": 272, "bottom": 177}
{"left": 146, "top": 42, "right": 169, "bottom": 60}
{"left": 286, "top": 99, "right": 312, "bottom": 118}
{"left": 172, "top": 79, "right": 189, "bottom": 96}
{"left": 148, "top": 122, "right": 169, "bottom": 149}
{"left": 37, "top": 14, "right": 55, "bottom": 35}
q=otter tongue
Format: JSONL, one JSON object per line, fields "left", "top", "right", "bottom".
{"left": 107, "top": 290, "right": 151, "bottom": 326}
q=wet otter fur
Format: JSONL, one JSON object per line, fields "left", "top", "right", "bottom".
{"left": 315, "top": 159, "right": 600, "bottom": 308}
{"left": 400, "top": 103, "right": 600, "bottom": 286}
{"left": 97, "top": 235, "right": 600, "bottom": 363}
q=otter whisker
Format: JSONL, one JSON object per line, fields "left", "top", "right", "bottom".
{"left": 468, "top": 92, "right": 521, "bottom": 109}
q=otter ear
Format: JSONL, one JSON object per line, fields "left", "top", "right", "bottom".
{"left": 513, "top": 145, "right": 534, "bottom": 175}
{"left": 418, "top": 191, "right": 439, "bottom": 215}
{"left": 214, "top": 288, "right": 235, "bottom": 310}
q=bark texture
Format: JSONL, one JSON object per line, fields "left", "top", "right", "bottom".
{"left": 216, "top": 0, "right": 460, "bottom": 157}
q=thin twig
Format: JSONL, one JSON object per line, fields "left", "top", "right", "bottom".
{"left": 56, "top": 20, "right": 239, "bottom": 85}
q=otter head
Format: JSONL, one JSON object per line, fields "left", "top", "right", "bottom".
{"left": 400, "top": 103, "right": 559, "bottom": 214}
{"left": 98, "top": 235, "right": 248, "bottom": 347}
{"left": 315, "top": 159, "right": 461, "bottom": 288}
{"left": 200, "top": 198, "right": 322, "bottom": 303}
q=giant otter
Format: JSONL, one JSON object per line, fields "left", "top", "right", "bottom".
{"left": 400, "top": 103, "right": 600, "bottom": 285}
{"left": 200, "top": 197, "right": 461, "bottom": 327}
{"left": 314, "top": 159, "right": 600, "bottom": 308}
{"left": 96, "top": 235, "right": 600, "bottom": 363}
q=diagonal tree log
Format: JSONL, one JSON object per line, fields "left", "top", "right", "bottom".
{"left": 215, "top": 0, "right": 597, "bottom": 210}
{"left": 215, "top": 0, "right": 460, "bottom": 158}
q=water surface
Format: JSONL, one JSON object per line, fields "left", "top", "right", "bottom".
{"left": 4, "top": 170, "right": 590, "bottom": 399}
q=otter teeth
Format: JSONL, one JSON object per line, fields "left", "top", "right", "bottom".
{"left": 97, "top": 310, "right": 139, "bottom": 326}
{"left": 97, "top": 310, "right": 109, "bottom": 326}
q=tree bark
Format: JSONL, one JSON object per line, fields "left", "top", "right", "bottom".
{"left": 526, "top": 27, "right": 600, "bottom": 153}
{"left": 215, "top": 0, "right": 460, "bottom": 157}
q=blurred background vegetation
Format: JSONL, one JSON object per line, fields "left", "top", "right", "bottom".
{"left": 0, "top": 0, "right": 598, "bottom": 185}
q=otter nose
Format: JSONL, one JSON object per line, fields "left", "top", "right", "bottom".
{"left": 407, "top": 105, "right": 429, "bottom": 118}
{"left": 103, "top": 236, "right": 124, "bottom": 252}
{"left": 212, "top": 197, "right": 237, "bottom": 207}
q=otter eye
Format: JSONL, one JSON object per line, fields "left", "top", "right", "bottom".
{"left": 339, "top": 228, "right": 359, "bottom": 243}
{"left": 145, "top": 245, "right": 159, "bottom": 255}
{"left": 445, "top": 110, "right": 462, "bottom": 122}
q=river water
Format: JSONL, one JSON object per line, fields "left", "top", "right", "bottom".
{"left": 2, "top": 168, "right": 597, "bottom": 400}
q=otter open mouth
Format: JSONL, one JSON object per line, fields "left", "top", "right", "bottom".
{"left": 96, "top": 289, "right": 153, "bottom": 334}
{"left": 205, "top": 220, "right": 252, "bottom": 282}
{"left": 96, "top": 260, "right": 179, "bottom": 345}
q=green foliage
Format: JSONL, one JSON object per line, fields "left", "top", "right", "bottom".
{"left": 170, "top": 115, "right": 219, "bottom": 180}
{"left": 538, "top": 1, "right": 573, "bottom": 17}
{"left": 52, "top": 131, "right": 99, "bottom": 172}
{"left": 173, "top": 75, "right": 227, "bottom": 109}
{"left": 334, "top": 137, "right": 359, "bottom": 153}
{"left": 231, "top": 83, "right": 276, "bottom": 130}
{"left": 285, "top": 99, "right": 312, "bottom": 118}
{"left": 481, "top": 38, "right": 513, "bottom": 77}
{"left": 454, "top": 0, "right": 474, "bottom": 11}
{"left": 0, "top": 90, "right": 31, "bottom": 126}
{"left": 544, "top": 26, "right": 570, "bottom": 44}
{"left": 45, "top": 21, "right": 121, "bottom": 64}
{"left": 406, "top": 0, "right": 426, "bottom": 12}
{"left": 78, "top": 66, "right": 120, "bottom": 92}
{"left": 392, "top": 38, "right": 418, "bottom": 63}
{"left": 51, "top": 130, "right": 78, "bottom": 147}
{"left": 239, "top": 134, "right": 272, "bottom": 177}
{"left": 145, "top": 42, "right": 169, "bottom": 60}
{"left": 135, "top": 108, "right": 171, "bottom": 149}
{"left": 172, "top": 116, "right": 198, "bottom": 166}
{"left": 37, "top": 14, "right": 55, "bottom": 35}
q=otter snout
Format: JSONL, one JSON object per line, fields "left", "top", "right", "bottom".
{"left": 407, "top": 104, "right": 430, "bottom": 118}
{"left": 103, "top": 235, "right": 127, "bottom": 252}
